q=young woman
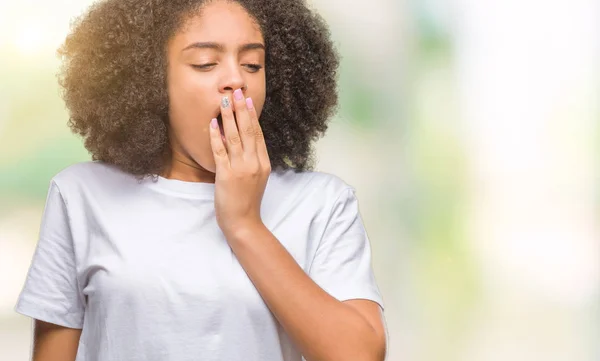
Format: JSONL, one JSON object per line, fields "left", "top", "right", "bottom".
{"left": 15, "top": 0, "right": 387, "bottom": 360}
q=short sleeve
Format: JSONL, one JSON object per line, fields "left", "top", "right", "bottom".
{"left": 308, "top": 188, "right": 384, "bottom": 310}
{"left": 14, "top": 180, "right": 85, "bottom": 329}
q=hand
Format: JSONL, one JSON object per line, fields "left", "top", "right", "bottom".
{"left": 209, "top": 88, "right": 271, "bottom": 238}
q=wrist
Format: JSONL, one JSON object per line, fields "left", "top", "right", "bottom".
{"left": 221, "top": 219, "right": 266, "bottom": 243}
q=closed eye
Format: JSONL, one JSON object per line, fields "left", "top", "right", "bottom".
{"left": 191, "top": 63, "right": 217, "bottom": 70}
{"left": 243, "top": 64, "right": 263, "bottom": 73}
{"left": 191, "top": 63, "right": 263, "bottom": 74}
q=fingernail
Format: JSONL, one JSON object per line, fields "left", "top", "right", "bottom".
{"left": 221, "top": 96, "right": 230, "bottom": 108}
{"left": 246, "top": 97, "right": 254, "bottom": 109}
{"left": 211, "top": 118, "right": 218, "bottom": 129}
{"left": 234, "top": 89, "right": 243, "bottom": 101}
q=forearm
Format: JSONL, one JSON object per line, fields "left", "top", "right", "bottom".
{"left": 226, "top": 223, "right": 383, "bottom": 361}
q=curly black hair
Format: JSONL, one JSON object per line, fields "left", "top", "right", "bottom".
{"left": 57, "top": 0, "right": 340, "bottom": 178}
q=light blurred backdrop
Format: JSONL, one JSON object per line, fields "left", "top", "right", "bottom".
{"left": 1, "top": 0, "right": 599, "bottom": 360}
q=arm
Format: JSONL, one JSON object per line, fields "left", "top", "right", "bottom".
{"left": 32, "top": 320, "right": 81, "bottom": 361}
{"left": 209, "top": 93, "right": 386, "bottom": 360}
{"left": 227, "top": 224, "right": 387, "bottom": 361}
{"left": 14, "top": 180, "right": 85, "bottom": 360}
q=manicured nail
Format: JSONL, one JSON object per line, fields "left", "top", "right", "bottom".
{"left": 211, "top": 118, "right": 218, "bottom": 129}
{"left": 246, "top": 97, "right": 254, "bottom": 110}
{"left": 221, "top": 96, "right": 230, "bottom": 108}
{"left": 234, "top": 88, "right": 243, "bottom": 101}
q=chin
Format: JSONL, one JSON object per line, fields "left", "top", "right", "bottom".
{"left": 194, "top": 157, "right": 217, "bottom": 174}
{"left": 179, "top": 149, "right": 215, "bottom": 175}
{"left": 204, "top": 164, "right": 217, "bottom": 174}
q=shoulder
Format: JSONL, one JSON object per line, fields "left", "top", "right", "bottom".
{"left": 50, "top": 161, "right": 139, "bottom": 199}
{"left": 270, "top": 166, "right": 354, "bottom": 191}
{"left": 266, "top": 167, "right": 356, "bottom": 209}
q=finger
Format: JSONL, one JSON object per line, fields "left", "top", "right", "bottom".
{"left": 232, "top": 88, "right": 256, "bottom": 155}
{"left": 209, "top": 117, "right": 230, "bottom": 171}
{"left": 245, "top": 97, "right": 271, "bottom": 169}
{"left": 220, "top": 95, "right": 243, "bottom": 157}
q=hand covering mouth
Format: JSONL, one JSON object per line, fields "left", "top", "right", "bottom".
{"left": 216, "top": 113, "right": 224, "bottom": 134}
{"left": 215, "top": 111, "right": 236, "bottom": 136}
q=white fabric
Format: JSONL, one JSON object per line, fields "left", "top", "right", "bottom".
{"left": 15, "top": 161, "right": 384, "bottom": 361}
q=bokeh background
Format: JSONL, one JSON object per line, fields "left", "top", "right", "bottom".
{"left": 1, "top": 0, "right": 599, "bottom": 360}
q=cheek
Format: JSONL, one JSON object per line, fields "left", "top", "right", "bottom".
{"left": 247, "top": 89, "right": 266, "bottom": 116}
{"left": 170, "top": 75, "right": 199, "bottom": 106}
{"left": 168, "top": 73, "right": 212, "bottom": 120}
{"left": 254, "top": 96, "right": 266, "bottom": 118}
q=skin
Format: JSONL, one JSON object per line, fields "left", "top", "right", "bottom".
{"left": 162, "top": 0, "right": 267, "bottom": 182}
{"left": 32, "top": 2, "right": 386, "bottom": 360}
{"left": 31, "top": 321, "right": 81, "bottom": 361}
{"left": 209, "top": 83, "right": 386, "bottom": 361}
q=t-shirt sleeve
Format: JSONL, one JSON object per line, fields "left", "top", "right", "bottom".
{"left": 308, "top": 187, "right": 385, "bottom": 310}
{"left": 14, "top": 180, "right": 85, "bottom": 329}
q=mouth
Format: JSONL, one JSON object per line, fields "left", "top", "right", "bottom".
{"left": 216, "top": 113, "right": 224, "bottom": 133}
{"left": 214, "top": 112, "right": 227, "bottom": 137}
{"left": 215, "top": 110, "right": 236, "bottom": 136}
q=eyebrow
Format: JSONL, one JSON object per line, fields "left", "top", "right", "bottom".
{"left": 182, "top": 42, "right": 265, "bottom": 53}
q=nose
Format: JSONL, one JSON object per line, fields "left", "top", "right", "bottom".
{"left": 219, "top": 63, "right": 246, "bottom": 94}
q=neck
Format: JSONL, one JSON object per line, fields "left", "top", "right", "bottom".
{"left": 161, "top": 152, "right": 216, "bottom": 183}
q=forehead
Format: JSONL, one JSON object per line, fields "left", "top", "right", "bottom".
{"left": 176, "top": 1, "right": 264, "bottom": 46}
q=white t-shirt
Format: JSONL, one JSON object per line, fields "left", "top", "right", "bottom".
{"left": 15, "top": 161, "right": 384, "bottom": 361}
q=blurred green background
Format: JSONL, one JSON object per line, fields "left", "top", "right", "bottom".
{"left": 1, "top": 0, "right": 599, "bottom": 360}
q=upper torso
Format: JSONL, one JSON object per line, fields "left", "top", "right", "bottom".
{"left": 16, "top": 161, "right": 384, "bottom": 361}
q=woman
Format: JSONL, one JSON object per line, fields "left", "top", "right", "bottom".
{"left": 16, "top": 0, "right": 387, "bottom": 360}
